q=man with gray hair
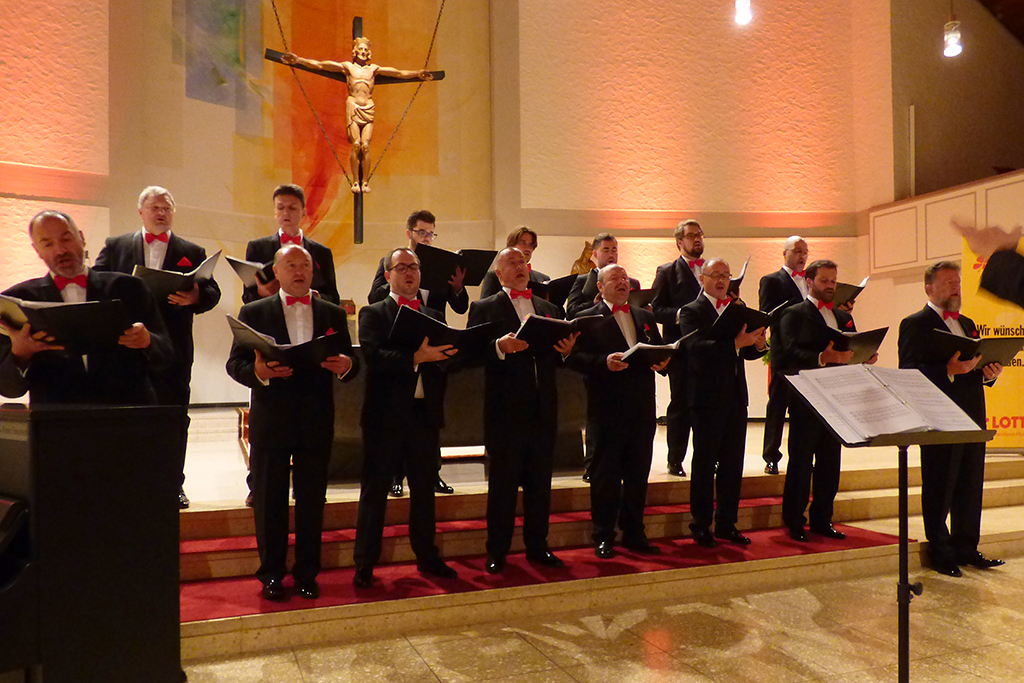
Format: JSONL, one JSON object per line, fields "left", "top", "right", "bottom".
{"left": 94, "top": 186, "right": 222, "bottom": 509}
{"left": 757, "top": 235, "right": 809, "bottom": 475}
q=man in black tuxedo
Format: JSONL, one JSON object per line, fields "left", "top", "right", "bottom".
{"left": 226, "top": 245, "right": 356, "bottom": 602}
{"left": 353, "top": 247, "right": 460, "bottom": 588}
{"left": 367, "top": 209, "right": 465, "bottom": 497}
{"left": 0, "top": 211, "right": 172, "bottom": 406}
{"left": 651, "top": 219, "right": 705, "bottom": 477}
{"left": 569, "top": 265, "right": 668, "bottom": 558}
{"left": 479, "top": 226, "right": 550, "bottom": 299}
{"left": 955, "top": 221, "right": 1024, "bottom": 309}
{"left": 468, "top": 247, "right": 578, "bottom": 573}
{"left": 93, "top": 186, "right": 222, "bottom": 508}
{"left": 565, "top": 233, "right": 641, "bottom": 320}
{"left": 679, "top": 258, "right": 767, "bottom": 548}
{"left": 241, "top": 184, "right": 339, "bottom": 305}
{"left": 758, "top": 236, "right": 809, "bottom": 476}
{"left": 776, "top": 259, "right": 875, "bottom": 542}
{"left": 898, "top": 261, "right": 1004, "bottom": 576}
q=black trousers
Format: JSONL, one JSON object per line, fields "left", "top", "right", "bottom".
{"left": 690, "top": 404, "right": 748, "bottom": 531}
{"left": 920, "top": 442, "right": 985, "bottom": 564}
{"left": 249, "top": 441, "right": 330, "bottom": 584}
{"left": 485, "top": 426, "right": 555, "bottom": 559}
{"left": 354, "top": 408, "right": 440, "bottom": 570}
{"left": 588, "top": 419, "right": 656, "bottom": 544}
{"left": 154, "top": 362, "right": 191, "bottom": 487}
{"left": 782, "top": 400, "right": 842, "bottom": 531}
{"left": 761, "top": 369, "right": 789, "bottom": 466}
{"left": 665, "top": 362, "right": 692, "bottom": 468}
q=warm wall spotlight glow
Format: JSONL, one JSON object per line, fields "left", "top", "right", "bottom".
{"left": 735, "top": 0, "right": 752, "bottom": 26}
{"left": 943, "top": 20, "right": 962, "bottom": 57}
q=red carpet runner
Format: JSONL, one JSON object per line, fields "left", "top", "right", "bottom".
{"left": 180, "top": 524, "right": 900, "bottom": 622}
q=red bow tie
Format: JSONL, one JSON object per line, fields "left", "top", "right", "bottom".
{"left": 688, "top": 259, "right": 705, "bottom": 270}
{"left": 943, "top": 311, "right": 959, "bottom": 320}
{"left": 144, "top": 231, "right": 169, "bottom": 244}
{"left": 54, "top": 274, "right": 88, "bottom": 291}
{"left": 397, "top": 296, "right": 421, "bottom": 311}
{"left": 611, "top": 304, "right": 630, "bottom": 314}
{"left": 285, "top": 294, "right": 310, "bottom": 306}
{"left": 817, "top": 300, "right": 834, "bottom": 310}
{"left": 792, "top": 270, "right": 805, "bottom": 278}
{"left": 715, "top": 297, "right": 730, "bottom": 309}
{"left": 511, "top": 289, "right": 532, "bottom": 300}
{"left": 280, "top": 233, "right": 302, "bottom": 246}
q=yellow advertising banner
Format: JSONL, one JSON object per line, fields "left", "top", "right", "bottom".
{"left": 961, "top": 244, "right": 1024, "bottom": 449}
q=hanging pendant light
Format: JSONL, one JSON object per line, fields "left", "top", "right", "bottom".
{"left": 943, "top": 1, "right": 962, "bottom": 57}
{"left": 735, "top": 0, "right": 752, "bottom": 26}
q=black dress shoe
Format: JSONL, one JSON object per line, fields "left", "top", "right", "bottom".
{"left": 485, "top": 555, "right": 505, "bottom": 574}
{"left": 691, "top": 527, "right": 717, "bottom": 548}
{"left": 582, "top": 471, "right": 591, "bottom": 483}
{"left": 622, "top": 538, "right": 661, "bottom": 555}
{"left": 789, "top": 527, "right": 809, "bottom": 542}
{"left": 934, "top": 561, "right": 963, "bottom": 577}
{"left": 244, "top": 492, "right": 254, "bottom": 508}
{"left": 296, "top": 580, "right": 320, "bottom": 600}
{"left": 810, "top": 524, "right": 847, "bottom": 540}
{"left": 435, "top": 476, "right": 454, "bottom": 494}
{"left": 179, "top": 488, "right": 190, "bottom": 509}
{"left": 260, "top": 579, "right": 288, "bottom": 602}
{"left": 595, "top": 541, "right": 615, "bottom": 559}
{"left": 418, "top": 558, "right": 458, "bottom": 579}
{"left": 352, "top": 567, "right": 374, "bottom": 589}
{"left": 714, "top": 528, "right": 752, "bottom": 545}
{"left": 526, "top": 550, "right": 565, "bottom": 568}
{"left": 957, "top": 552, "right": 1005, "bottom": 569}
{"left": 764, "top": 462, "right": 780, "bottom": 475}
{"left": 389, "top": 479, "right": 404, "bottom": 497}
{"left": 668, "top": 463, "right": 686, "bottom": 477}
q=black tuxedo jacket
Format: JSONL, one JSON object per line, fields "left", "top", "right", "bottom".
{"left": 358, "top": 297, "right": 447, "bottom": 430}
{"left": 467, "top": 291, "right": 563, "bottom": 443}
{"left": 565, "top": 270, "right": 641, "bottom": 320}
{"left": 0, "top": 271, "right": 173, "bottom": 405}
{"left": 678, "top": 298, "right": 767, "bottom": 408}
{"left": 366, "top": 256, "right": 468, "bottom": 323}
{"left": 651, "top": 257, "right": 701, "bottom": 341}
{"left": 568, "top": 302, "right": 662, "bottom": 423}
{"left": 241, "top": 234, "right": 339, "bottom": 305}
{"left": 759, "top": 268, "right": 803, "bottom": 314}
{"left": 93, "top": 231, "right": 221, "bottom": 366}
{"left": 226, "top": 295, "right": 355, "bottom": 449}
{"left": 775, "top": 299, "right": 856, "bottom": 374}
{"left": 981, "top": 250, "right": 1024, "bottom": 310}
{"left": 898, "top": 307, "right": 989, "bottom": 424}
{"left": 478, "top": 268, "right": 550, "bottom": 300}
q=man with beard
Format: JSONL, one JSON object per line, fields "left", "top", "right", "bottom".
{"left": 898, "top": 261, "right": 1003, "bottom": 576}
{"left": 758, "top": 236, "right": 809, "bottom": 475}
{"left": 353, "top": 247, "right": 459, "bottom": 588}
{"left": 651, "top": 219, "right": 705, "bottom": 477}
{"left": 565, "top": 233, "right": 641, "bottom": 320}
{"left": 469, "top": 247, "right": 578, "bottom": 573}
{"left": 775, "top": 259, "right": 876, "bottom": 541}
{"left": 568, "top": 264, "right": 668, "bottom": 558}
{"left": 679, "top": 258, "right": 767, "bottom": 548}
{"left": 93, "top": 186, "right": 222, "bottom": 508}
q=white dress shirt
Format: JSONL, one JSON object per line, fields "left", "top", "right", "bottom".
{"left": 51, "top": 268, "right": 88, "bottom": 370}
{"left": 928, "top": 301, "right": 966, "bottom": 337}
{"left": 702, "top": 291, "right": 730, "bottom": 318}
{"left": 279, "top": 289, "right": 314, "bottom": 344}
{"left": 496, "top": 286, "right": 537, "bottom": 361}
{"left": 142, "top": 228, "right": 170, "bottom": 270}
{"left": 783, "top": 265, "right": 809, "bottom": 299}
{"left": 605, "top": 301, "right": 637, "bottom": 348}
{"left": 807, "top": 295, "right": 839, "bottom": 331}
{"left": 391, "top": 292, "right": 426, "bottom": 398}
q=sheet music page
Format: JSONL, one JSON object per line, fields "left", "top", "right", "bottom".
{"left": 797, "top": 365, "right": 929, "bottom": 439}
{"left": 786, "top": 374, "right": 866, "bottom": 445}
{"left": 868, "top": 367, "right": 982, "bottom": 431}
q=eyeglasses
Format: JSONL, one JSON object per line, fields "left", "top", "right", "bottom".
{"left": 412, "top": 229, "right": 437, "bottom": 240}
{"left": 388, "top": 263, "right": 421, "bottom": 274}
{"left": 682, "top": 232, "right": 705, "bottom": 240}
{"left": 702, "top": 272, "right": 731, "bottom": 280}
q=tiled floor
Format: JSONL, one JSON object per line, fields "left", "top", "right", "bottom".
{"left": 183, "top": 560, "right": 1024, "bottom": 682}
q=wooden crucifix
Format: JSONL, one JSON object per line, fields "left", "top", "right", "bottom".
{"left": 265, "top": 17, "right": 445, "bottom": 244}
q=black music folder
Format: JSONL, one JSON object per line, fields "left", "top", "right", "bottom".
{"left": 515, "top": 314, "right": 578, "bottom": 349}
{"left": 628, "top": 288, "right": 656, "bottom": 309}
{"left": 829, "top": 326, "right": 888, "bottom": 365}
{"left": 833, "top": 277, "right": 869, "bottom": 308}
{"left": 529, "top": 274, "right": 578, "bottom": 309}
{"left": 0, "top": 296, "right": 131, "bottom": 352}
{"left": 227, "top": 315, "right": 349, "bottom": 367}
{"left": 387, "top": 304, "right": 495, "bottom": 353}
{"left": 621, "top": 340, "right": 680, "bottom": 366}
{"left": 413, "top": 243, "right": 498, "bottom": 291}
{"left": 226, "top": 256, "right": 274, "bottom": 288}
{"left": 132, "top": 250, "right": 221, "bottom": 297}
{"left": 711, "top": 302, "right": 770, "bottom": 340}
{"left": 927, "top": 329, "right": 1024, "bottom": 368}
{"left": 727, "top": 257, "right": 750, "bottom": 298}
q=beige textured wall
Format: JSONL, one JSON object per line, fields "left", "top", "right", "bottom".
{"left": 891, "top": 0, "right": 1024, "bottom": 198}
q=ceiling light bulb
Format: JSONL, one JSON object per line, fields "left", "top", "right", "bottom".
{"left": 943, "top": 20, "right": 962, "bottom": 57}
{"left": 735, "top": 0, "right": 752, "bottom": 26}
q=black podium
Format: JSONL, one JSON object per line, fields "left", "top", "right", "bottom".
{"left": 0, "top": 405, "right": 183, "bottom": 683}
